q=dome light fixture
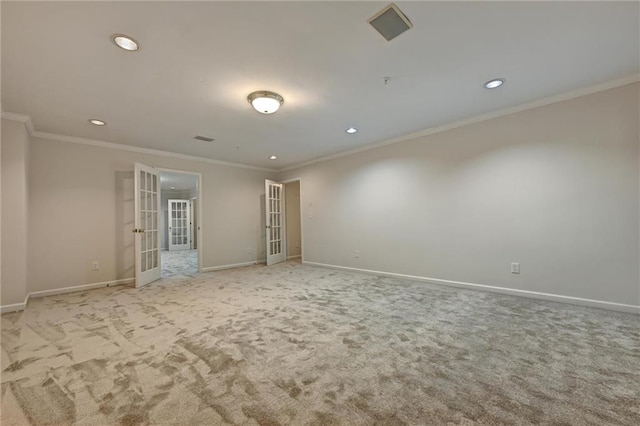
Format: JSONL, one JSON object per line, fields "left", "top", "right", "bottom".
{"left": 484, "top": 78, "right": 505, "bottom": 89}
{"left": 247, "top": 91, "right": 284, "bottom": 114}
{"left": 269, "top": 155, "right": 278, "bottom": 160}
{"left": 345, "top": 127, "right": 358, "bottom": 134}
{"left": 89, "top": 119, "right": 106, "bottom": 126}
{"left": 111, "top": 34, "right": 139, "bottom": 51}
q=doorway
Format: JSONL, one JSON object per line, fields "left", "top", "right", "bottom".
{"left": 284, "top": 180, "right": 302, "bottom": 261}
{"left": 264, "top": 178, "right": 303, "bottom": 266}
{"left": 160, "top": 170, "right": 201, "bottom": 277}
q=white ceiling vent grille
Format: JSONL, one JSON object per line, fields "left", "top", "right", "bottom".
{"left": 194, "top": 135, "right": 215, "bottom": 142}
{"left": 368, "top": 3, "right": 413, "bottom": 42}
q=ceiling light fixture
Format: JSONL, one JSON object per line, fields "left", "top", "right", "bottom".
{"left": 89, "top": 119, "right": 106, "bottom": 126}
{"left": 111, "top": 34, "right": 139, "bottom": 51}
{"left": 269, "top": 155, "right": 278, "bottom": 160}
{"left": 484, "top": 78, "right": 505, "bottom": 89}
{"left": 345, "top": 127, "right": 358, "bottom": 134}
{"left": 247, "top": 91, "right": 284, "bottom": 114}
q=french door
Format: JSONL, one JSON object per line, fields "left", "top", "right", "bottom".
{"left": 168, "top": 199, "right": 191, "bottom": 251}
{"left": 134, "top": 163, "right": 161, "bottom": 287}
{"left": 265, "top": 179, "right": 286, "bottom": 265}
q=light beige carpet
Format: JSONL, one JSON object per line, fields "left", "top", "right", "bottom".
{"left": 1, "top": 261, "right": 639, "bottom": 425}
{"left": 161, "top": 250, "right": 198, "bottom": 278}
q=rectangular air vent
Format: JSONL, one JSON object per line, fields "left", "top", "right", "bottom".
{"left": 194, "top": 135, "right": 215, "bottom": 142}
{"left": 368, "top": 3, "right": 413, "bottom": 42}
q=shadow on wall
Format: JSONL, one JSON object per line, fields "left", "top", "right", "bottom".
{"left": 115, "top": 171, "right": 135, "bottom": 280}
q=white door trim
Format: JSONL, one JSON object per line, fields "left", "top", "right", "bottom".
{"left": 156, "top": 167, "right": 203, "bottom": 273}
{"left": 281, "top": 177, "right": 304, "bottom": 263}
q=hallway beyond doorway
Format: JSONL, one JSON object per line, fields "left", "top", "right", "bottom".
{"left": 161, "top": 249, "right": 198, "bottom": 277}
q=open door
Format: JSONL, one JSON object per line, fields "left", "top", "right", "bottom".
{"left": 134, "top": 163, "right": 161, "bottom": 287}
{"left": 265, "top": 179, "right": 286, "bottom": 265}
{"left": 168, "top": 199, "right": 191, "bottom": 251}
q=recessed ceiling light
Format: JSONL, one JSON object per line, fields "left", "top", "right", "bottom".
{"left": 89, "top": 119, "right": 106, "bottom": 126}
{"left": 247, "top": 91, "right": 284, "bottom": 114}
{"left": 111, "top": 34, "right": 139, "bottom": 51}
{"left": 484, "top": 78, "right": 505, "bottom": 89}
{"left": 345, "top": 127, "right": 358, "bottom": 134}
{"left": 170, "top": 186, "right": 175, "bottom": 190}
{"left": 269, "top": 155, "right": 278, "bottom": 160}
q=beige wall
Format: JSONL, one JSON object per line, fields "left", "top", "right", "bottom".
{"left": 28, "top": 137, "right": 276, "bottom": 293}
{"left": 278, "top": 83, "right": 640, "bottom": 306}
{"left": 285, "top": 180, "right": 301, "bottom": 258}
{"left": 1, "top": 119, "right": 30, "bottom": 306}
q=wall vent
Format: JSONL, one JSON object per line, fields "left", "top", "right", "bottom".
{"left": 368, "top": 3, "right": 413, "bottom": 42}
{"left": 194, "top": 135, "right": 215, "bottom": 142}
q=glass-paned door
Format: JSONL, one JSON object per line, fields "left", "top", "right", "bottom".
{"left": 265, "top": 179, "right": 286, "bottom": 266}
{"left": 168, "top": 199, "right": 191, "bottom": 251}
{"left": 134, "top": 163, "right": 161, "bottom": 287}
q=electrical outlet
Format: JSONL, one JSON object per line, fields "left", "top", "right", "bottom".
{"left": 92, "top": 261, "right": 100, "bottom": 271}
{"left": 354, "top": 249, "right": 360, "bottom": 259}
{"left": 511, "top": 262, "right": 520, "bottom": 274}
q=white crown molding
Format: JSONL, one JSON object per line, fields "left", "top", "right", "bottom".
{"left": 1, "top": 111, "right": 276, "bottom": 173}
{"left": 305, "top": 261, "right": 640, "bottom": 314}
{"left": 4, "top": 74, "right": 638, "bottom": 174}
{"left": 278, "top": 73, "right": 640, "bottom": 173}
{"left": 1, "top": 111, "right": 35, "bottom": 135}
{"left": 31, "top": 131, "right": 276, "bottom": 172}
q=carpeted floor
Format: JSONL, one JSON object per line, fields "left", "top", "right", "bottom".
{"left": 1, "top": 261, "right": 639, "bottom": 425}
{"left": 161, "top": 249, "right": 198, "bottom": 278}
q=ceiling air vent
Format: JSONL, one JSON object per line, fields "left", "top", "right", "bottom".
{"left": 194, "top": 135, "right": 215, "bottom": 142}
{"left": 368, "top": 3, "right": 413, "bottom": 42}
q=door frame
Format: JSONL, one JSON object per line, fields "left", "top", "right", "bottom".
{"left": 265, "top": 179, "right": 286, "bottom": 266}
{"left": 281, "top": 177, "right": 304, "bottom": 263}
{"left": 157, "top": 167, "right": 203, "bottom": 273}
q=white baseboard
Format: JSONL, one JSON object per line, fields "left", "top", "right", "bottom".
{"left": 0, "top": 279, "right": 134, "bottom": 313}
{"left": 28, "top": 278, "right": 133, "bottom": 299}
{"left": 287, "top": 255, "right": 302, "bottom": 260}
{"left": 202, "top": 260, "right": 266, "bottom": 272}
{"left": 0, "top": 294, "right": 30, "bottom": 314}
{"left": 304, "top": 261, "right": 640, "bottom": 314}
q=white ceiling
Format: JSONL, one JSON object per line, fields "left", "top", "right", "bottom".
{"left": 2, "top": 1, "right": 638, "bottom": 170}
